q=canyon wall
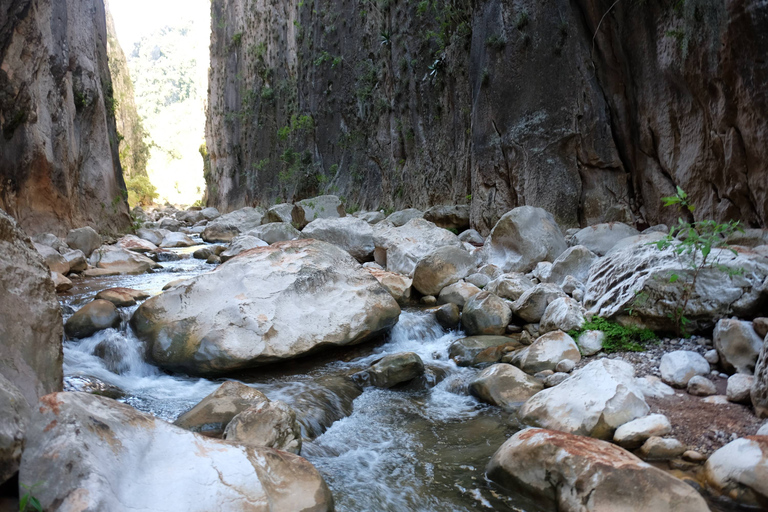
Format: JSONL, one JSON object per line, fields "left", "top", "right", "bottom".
{"left": 206, "top": 0, "right": 768, "bottom": 233}
{"left": 0, "top": 0, "right": 131, "bottom": 236}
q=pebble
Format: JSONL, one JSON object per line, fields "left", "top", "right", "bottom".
{"left": 704, "top": 349, "right": 719, "bottom": 364}
{"left": 687, "top": 376, "right": 717, "bottom": 397}
{"left": 555, "top": 359, "right": 575, "bottom": 373}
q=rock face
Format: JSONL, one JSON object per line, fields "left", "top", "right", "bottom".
{"left": 0, "top": 0, "right": 130, "bottom": 235}
{"left": 487, "top": 428, "right": 709, "bottom": 512}
{"left": 20, "top": 392, "right": 334, "bottom": 511}
{"left": 0, "top": 210, "right": 63, "bottom": 406}
{"left": 704, "top": 436, "right": 768, "bottom": 508}
{"left": 132, "top": 239, "right": 401, "bottom": 374}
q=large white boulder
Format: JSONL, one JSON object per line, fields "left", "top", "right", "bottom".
{"left": 373, "top": 218, "right": 462, "bottom": 276}
{"left": 484, "top": 272, "right": 534, "bottom": 301}
{"left": 520, "top": 359, "right": 649, "bottom": 439}
{"left": 302, "top": 216, "right": 375, "bottom": 262}
{"left": 571, "top": 222, "right": 640, "bottom": 256}
{"left": 246, "top": 222, "right": 301, "bottom": 244}
{"left": 131, "top": 239, "right": 401, "bottom": 374}
{"left": 89, "top": 245, "right": 160, "bottom": 274}
{"left": 539, "top": 297, "right": 586, "bottom": 334}
{"left": 714, "top": 318, "right": 764, "bottom": 374}
{"left": 293, "top": 195, "right": 346, "bottom": 228}
{"left": 202, "top": 206, "right": 267, "bottom": 243}
{"left": 659, "top": 351, "right": 710, "bottom": 388}
{"left": 461, "top": 291, "right": 512, "bottom": 336}
{"left": 704, "top": 436, "right": 768, "bottom": 508}
{"left": 412, "top": 245, "right": 476, "bottom": 296}
{"left": 486, "top": 428, "right": 709, "bottom": 512}
{"left": 510, "top": 331, "right": 581, "bottom": 374}
{"left": 19, "top": 393, "right": 333, "bottom": 512}
{"left": 542, "top": 245, "right": 598, "bottom": 287}
{"left": 469, "top": 364, "right": 543, "bottom": 409}
{"left": 480, "top": 206, "right": 567, "bottom": 273}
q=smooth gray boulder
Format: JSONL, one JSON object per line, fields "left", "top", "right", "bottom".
{"left": 64, "top": 300, "right": 121, "bottom": 339}
{"left": 89, "top": 245, "right": 160, "bottom": 274}
{"left": 437, "top": 281, "right": 481, "bottom": 308}
{"left": 687, "top": 375, "right": 717, "bottom": 396}
{"left": 65, "top": 226, "right": 102, "bottom": 257}
{"left": 135, "top": 227, "right": 164, "bottom": 246}
{"left": 462, "top": 291, "right": 512, "bottom": 336}
{"left": 659, "top": 351, "right": 710, "bottom": 388}
{"left": 510, "top": 331, "right": 581, "bottom": 374}
{"left": 469, "top": 364, "right": 543, "bottom": 409}
{"left": 174, "top": 381, "right": 269, "bottom": 437}
{"left": 714, "top": 318, "right": 764, "bottom": 374}
{"left": 484, "top": 272, "right": 534, "bottom": 302}
{"left": 373, "top": 218, "right": 462, "bottom": 276}
{"left": 159, "top": 232, "right": 196, "bottom": 248}
{"left": 302, "top": 216, "right": 375, "bottom": 262}
{"left": 352, "top": 352, "right": 425, "bottom": 388}
{"left": 542, "top": 245, "right": 598, "bottom": 286}
{"left": 727, "top": 374, "right": 754, "bottom": 403}
{"left": 62, "top": 249, "right": 87, "bottom": 273}
{"left": 293, "top": 195, "right": 346, "bottom": 228}
{"left": 613, "top": 414, "right": 672, "bottom": 450}
{"left": 423, "top": 205, "right": 470, "bottom": 231}
{"left": 512, "top": 283, "right": 567, "bottom": 323}
{"left": 34, "top": 242, "right": 69, "bottom": 274}
{"left": 539, "top": 297, "right": 586, "bottom": 334}
{"left": 354, "top": 210, "right": 386, "bottom": 224}
{"left": 449, "top": 336, "right": 523, "bottom": 367}
{"left": 246, "top": 222, "right": 301, "bottom": 244}
{"left": 385, "top": 208, "right": 423, "bottom": 227}
{"left": 571, "top": 223, "right": 640, "bottom": 256}
{"left": 202, "top": 206, "right": 267, "bottom": 243}
{"left": 412, "top": 245, "right": 476, "bottom": 296}
{"left": 219, "top": 235, "right": 268, "bottom": 262}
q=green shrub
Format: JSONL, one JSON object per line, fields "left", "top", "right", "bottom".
{"left": 568, "top": 317, "right": 657, "bottom": 353}
{"left": 125, "top": 174, "right": 158, "bottom": 207}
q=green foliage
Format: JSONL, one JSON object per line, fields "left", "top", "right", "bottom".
{"left": 125, "top": 174, "right": 159, "bottom": 207}
{"left": 261, "top": 87, "right": 275, "bottom": 101}
{"left": 569, "top": 317, "right": 658, "bottom": 354}
{"left": 230, "top": 32, "right": 243, "bottom": 49}
{"left": 417, "top": 0, "right": 429, "bottom": 16}
{"left": 19, "top": 482, "right": 43, "bottom": 512}
{"left": 314, "top": 51, "right": 332, "bottom": 66}
{"left": 485, "top": 34, "right": 506, "bottom": 50}
{"left": 277, "top": 114, "right": 314, "bottom": 141}
{"left": 515, "top": 10, "right": 530, "bottom": 30}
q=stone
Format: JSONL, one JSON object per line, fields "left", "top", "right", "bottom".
{"left": 118, "top": 234, "right": 159, "bottom": 252}
{"left": 480, "top": 206, "right": 567, "bottom": 273}
{"left": 687, "top": 375, "right": 717, "bottom": 396}
{"left": 132, "top": 239, "right": 400, "bottom": 374}
{"left": 246, "top": 222, "right": 301, "bottom": 244}
{"left": 555, "top": 359, "right": 576, "bottom": 373}
{"left": 486, "top": 428, "right": 708, "bottom": 512}
{"left": 449, "top": 336, "right": 523, "bottom": 367}
{"left": 683, "top": 450, "right": 706, "bottom": 463}
{"left": 704, "top": 436, "right": 768, "bottom": 508}
{"left": 174, "top": 381, "right": 269, "bottom": 437}
{"left": 51, "top": 271, "right": 73, "bottom": 292}
{"left": 727, "top": 374, "right": 754, "bottom": 404}
{"left": 266, "top": 203, "right": 297, "bottom": 224}
{"left": 458, "top": 229, "right": 484, "bottom": 245}
{"left": 638, "top": 437, "right": 687, "bottom": 461}
{"left": 412, "top": 245, "right": 476, "bottom": 296}
{"left": 20, "top": 393, "right": 333, "bottom": 511}
{"left": 705, "top": 349, "right": 720, "bottom": 364}
{"left": 714, "top": 318, "right": 764, "bottom": 374}
{"left": 571, "top": 222, "right": 640, "bottom": 256}
{"left": 159, "top": 232, "right": 196, "bottom": 248}
{"left": 354, "top": 210, "right": 386, "bottom": 224}
{"left": 437, "top": 281, "right": 481, "bottom": 308}
{"left": 520, "top": 359, "right": 649, "bottom": 439}
{"left": 461, "top": 291, "right": 512, "bottom": 336}
{"left": 0, "top": 374, "right": 29, "bottom": 484}
{"left": 544, "top": 372, "right": 569, "bottom": 388}
{"left": 464, "top": 272, "right": 490, "bottom": 289}
{"left": 219, "top": 235, "right": 268, "bottom": 262}
{"left": 366, "top": 268, "right": 413, "bottom": 304}
{"left": 512, "top": 283, "right": 567, "bottom": 323}
{"left": 469, "top": 364, "right": 544, "bottom": 409}
{"left": 435, "top": 303, "right": 460, "bottom": 330}
{"left": 64, "top": 300, "right": 121, "bottom": 339}
{"left": 385, "top": 208, "right": 423, "bottom": 227}
{"left": 485, "top": 272, "right": 534, "bottom": 301}
{"left": 65, "top": 226, "right": 102, "bottom": 257}
{"left": 373, "top": 218, "right": 462, "bottom": 276}
{"left": 177, "top": 209, "right": 205, "bottom": 225}
{"left": 635, "top": 375, "right": 676, "bottom": 399}
{"left": 352, "top": 352, "right": 425, "bottom": 388}
{"left": 62, "top": 249, "right": 87, "bottom": 273}
{"left": 542, "top": 245, "right": 598, "bottom": 287}
{"left": 96, "top": 287, "right": 149, "bottom": 307}
{"left": 224, "top": 400, "right": 302, "bottom": 454}
{"left": 34, "top": 243, "right": 70, "bottom": 274}
{"left": 302, "top": 216, "right": 375, "bottom": 262}
{"left": 423, "top": 205, "right": 470, "bottom": 231}
{"left": 758, "top": 424, "right": 768, "bottom": 436}
{"left": 577, "top": 330, "right": 605, "bottom": 356}
{"left": 754, "top": 318, "right": 768, "bottom": 339}
{"left": 200, "top": 207, "right": 220, "bottom": 220}
{"left": 613, "top": 414, "right": 672, "bottom": 449}
{"left": 660, "top": 351, "right": 710, "bottom": 388}
{"left": 532, "top": 261, "right": 553, "bottom": 282}
{"left": 420, "top": 295, "right": 437, "bottom": 306}
{"left": 202, "top": 206, "right": 267, "bottom": 242}
{"left": 136, "top": 227, "right": 165, "bottom": 246}
{"left": 754, "top": 335, "right": 768, "bottom": 418}
{"left": 31, "top": 233, "right": 69, "bottom": 253}
{"left": 89, "top": 245, "right": 160, "bottom": 274}
{"left": 539, "top": 297, "right": 586, "bottom": 334}
{"left": 293, "top": 195, "right": 346, "bottom": 229}
{"left": 510, "top": 331, "right": 581, "bottom": 374}
{"left": 158, "top": 217, "right": 182, "bottom": 231}
{"left": 561, "top": 275, "right": 584, "bottom": 296}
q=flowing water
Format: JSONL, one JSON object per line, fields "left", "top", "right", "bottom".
{"left": 60, "top": 241, "right": 533, "bottom": 511}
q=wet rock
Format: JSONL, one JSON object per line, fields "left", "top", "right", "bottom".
{"left": 193, "top": 245, "right": 225, "bottom": 260}
{"left": 660, "top": 351, "right": 710, "bottom": 388}
{"left": 512, "top": 283, "right": 567, "bottom": 323}
{"left": 20, "top": 392, "right": 333, "bottom": 511}
{"left": 520, "top": 359, "right": 649, "bottom": 439}
{"left": 0, "top": 374, "right": 29, "bottom": 484}
{"left": 266, "top": 203, "right": 297, "bottom": 224}
{"left": 469, "top": 364, "right": 543, "bottom": 409}
{"left": 510, "top": 331, "right": 581, "bottom": 374}
{"left": 539, "top": 297, "right": 585, "bottom": 334}
{"left": 577, "top": 330, "right": 605, "bottom": 356}
{"left": 480, "top": 206, "right": 567, "bottom": 273}
{"left": 435, "top": 303, "right": 460, "bottom": 330}
{"left": 51, "top": 271, "right": 73, "bottom": 292}
{"left": 65, "top": 226, "right": 102, "bottom": 257}
{"left": 412, "top": 245, "right": 476, "bottom": 296}
{"left": 206, "top": 254, "right": 221, "bottom": 265}
{"left": 458, "top": 229, "right": 484, "bottom": 245}
{"left": 292, "top": 195, "right": 346, "bottom": 229}
{"left": 714, "top": 318, "right": 764, "bottom": 374}
{"left": 449, "top": 336, "right": 523, "bottom": 367}
{"left": 62, "top": 249, "right": 87, "bottom": 273}
{"left": 687, "top": 376, "right": 716, "bottom": 396}
{"left": 246, "top": 222, "right": 301, "bottom": 244}
{"left": 704, "top": 436, "right": 768, "bottom": 508}
{"left": 542, "top": 245, "right": 598, "bottom": 287}
{"left": 224, "top": 400, "right": 302, "bottom": 454}
{"left": 571, "top": 223, "right": 640, "bottom": 256}
{"left": 373, "top": 218, "right": 461, "bottom": 276}
{"left": 136, "top": 227, "right": 164, "bottom": 246}
{"left": 159, "top": 232, "right": 196, "bottom": 248}
{"left": 727, "top": 374, "right": 754, "bottom": 404}
{"left": 64, "top": 300, "right": 121, "bottom": 339}
{"left": 290, "top": 376, "right": 362, "bottom": 439}
{"left": 366, "top": 268, "right": 413, "bottom": 304}
{"left": 484, "top": 272, "right": 534, "bottom": 301}
{"left": 89, "top": 245, "right": 160, "bottom": 274}
{"left": 637, "top": 437, "right": 686, "bottom": 461}
{"left": 34, "top": 243, "right": 70, "bottom": 274}
{"left": 462, "top": 291, "right": 512, "bottom": 336}
{"left": 486, "top": 428, "right": 708, "bottom": 512}
{"left": 219, "top": 235, "right": 268, "bottom": 262}
{"left": 423, "top": 205, "right": 470, "bottom": 231}
{"left": 96, "top": 287, "right": 149, "bottom": 307}
{"left": 352, "top": 352, "right": 425, "bottom": 388}
{"left": 613, "top": 414, "right": 672, "bottom": 450}
{"left": 202, "top": 206, "right": 267, "bottom": 242}
{"left": 437, "top": 281, "right": 481, "bottom": 308}
{"left": 385, "top": 208, "right": 423, "bottom": 227}
{"left": 132, "top": 239, "right": 400, "bottom": 374}
{"left": 302, "top": 216, "right": 375, "bottom": 262}
{"left": 118, "top": 234, "right": 159, "bottom": 253}
{"left": 174, "top": 381, "right": 269, "bottom": 437}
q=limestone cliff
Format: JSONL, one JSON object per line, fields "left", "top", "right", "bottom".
{"left": 0, "top": 0, "right": 131, "bottom": 236}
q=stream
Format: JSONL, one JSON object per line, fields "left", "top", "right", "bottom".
{"left": 59, "top": 241, "right": 533, "bottom": 511}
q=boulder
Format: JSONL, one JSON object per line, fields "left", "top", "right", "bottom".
{"left": 435, "top": 303, "right": 460, "bottom": 330}
{"left": 96, "top": 287, "right": 150, "bottom": 307}
{"left": 539, "top": 297, "right": 585, "bottom": 334}
{"left": 542, "top": 245, "right": 598, "bottom": 287}
{"left": 200, "top": 207, "right": 220, "bottom": 220}
{"left": 613, "top": 414, "right": 672, "bottom": 449}
{"left": 158, "top": 217, "right": 182, "bottom": 231}
{"left": 32, "top": 233, "right": 69, "bottom": 253}
{"left": 193, "top": 245, "right": 225, "bottom": 260}
{"left": 704, "top": 436, "right": 768, "bottom": 508}
{"left": 132, "top": 239, "right": 401, "bottom": 374}
{"left": 687, "top": 375, "right": 717, "bottom": 396}
{"left": 65, "top": 226, "right": 102, "bottom": 257}
{"left": 385, "top": 208, "right": 423, "bottom": 227}
{"left": 486, "top": 428, "right": 709, "bottom": 512}
{"left": 437, "top": 281, "right": 481, "bottom": 308}
{"left": 266, "top": 203, "right": 297, "bottom": 224}
{"left": 219, "top": 235, "right": 268, "bottom": 262}
{"left": 159, "top": 232, "right": 196, "bottom": 248}
{"left": 458, "top": 229, "right": 484, "bottom": 245}
{"left": 352, "top": 352, "right": 424, "bottom": 388}
{"left": 461, "top": 291, "right": 512, "bottom": 336}
{"left": 752, "top": 335, "right": 768, "bottom": 418}
{"left": 302, "top": 216, "right": 375, "bottom": 262}
{"left": 224, "top": 400, "right": 302, "bottom": 454}
{"left": 34, "top": 242, "right": 69, "bottom": 274}
{"left": 202, "top": 207, "right": 267, "bottom": 242}
{"left": 464, "top": 272, "right": 491, "bottom": 289}
{"left": 355, "top": 210, "right": 386, "bottom": 224}
{"left": 412, "top": 245, "right": 476, "bottom": 296}
{"left": 576, "top": 330, "right": 604, "bottom": 356}
{"left": 635, "top": 375, "right": 676, "bottom": 399}
{"left": 136, "top": 227, "right": 164, "bottom": 246}
{"left": 118, "top": 234, "right": 159, "bottom": 253}
{"left": 637, "top": 437, "right": 687, "bottom": 461}
{"left": 64, "top": 300, "right": 121, "bottom": 339}
{"left": 292, "top": 195, "right": 346, "bottom": 229}
{"left": 571, "top": 222, "right": 640, "bottom": 256}
{"left": 423, "top": 205, "right": 470, "bottom": 231}
{"left": 754, "top": 317, "right": 768, "bottom": 339}
{"left": 449, "top": 336, "right": 523, "bottom": 367}
{"left": 520, "top": 359, "right": 649, "bottom": 439}
{"left": 512, "top": 283, "right": 567, "bottom": 323}
{"left": 727, "top": 374, "right": 754, "bottom": 403}
{"left": 585, "top": 236, "right": 768, "bottom": 332}
{"left": 246, "top": 222, "right": 301, "bottom": 244}
{"left": 0, "top": 210, "right": 63, "bottom": 405}
{"left": 373, "top": 218, "right": 462, "bottom": 276}
{"left": 89, "top": 245, "right": 160, "bottom": 274}
{"left": 20, "top": 392, "right": 333, "bottom": 511}
{"left": 0, "top": 374, "right": 29, "bottom": 484}
{"left": 174, "top": 381, "right": 269, "bottom": 437}
{"left": 484, "top": 272, "right": 534, "bottom": 301}
{"left": 51, "top": 271, "right": 73, "bottom": 292}
{"left": 177, "top": 209, "right": 205, "bottom": 225}
{"left": 469, "top": 364, "right": 543, "bottom": 409}
{"left": 659, "top": 351, "right": 710, "bottom": 388}
{"left": 510, "top": 331, "right": 581, "bottom": 374}
{"left": 480, "top": 206, "right": 567, "bottom": 273}
{"left": 62, "top": 249, "right": 87, "bottom": 273}
{"left": 366, "top": 268, "right": 413, "bottom": 304}
{"left": 714, "top": 318, "right": 764, "bottom": 374}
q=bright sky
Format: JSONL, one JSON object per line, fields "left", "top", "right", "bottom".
{"left": 108, "top": 0, "right": 211, "bottom": 51}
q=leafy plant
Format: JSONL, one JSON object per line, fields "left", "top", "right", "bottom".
{"left": 485, "top": 34, "right": 506, "bottom": 50}
{"left": 569, "top": 317, "right": 658, "bottom": 353}
{"left": 125, "top": 174, "right": 159, "bottom": 207}
{"left": 19, "top": 482, "right": 43, "bottom": 512}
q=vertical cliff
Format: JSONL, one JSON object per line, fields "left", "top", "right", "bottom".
{"left": 0, "top": 0, "right": 131, "bottom": 236}
{"left": 206, "top": 0, "right": 768, "bottom": 232}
